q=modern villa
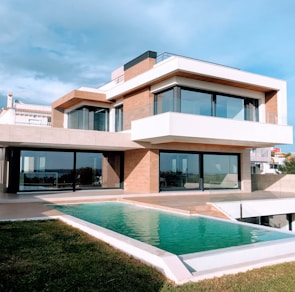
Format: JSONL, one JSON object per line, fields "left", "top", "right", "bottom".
{"left": 0, "top": 51, "right": 293, "bottom": 194}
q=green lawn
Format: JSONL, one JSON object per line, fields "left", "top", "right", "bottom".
{"left": 1, "top": 220, "right": 295, "bottom": 291}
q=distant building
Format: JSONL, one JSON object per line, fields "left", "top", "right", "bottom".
{"left": 0, "top": 93, "right": 51, "bottom": 126}
{"left": 0, "top": 51, "right": 293, "bottom": 193}
{"left": 251, "top": 147, "right": 293, "bottom": 174}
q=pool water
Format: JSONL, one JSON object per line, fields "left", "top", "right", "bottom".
{"left": 53, "top": 202, "right": 295, "bottom": 255}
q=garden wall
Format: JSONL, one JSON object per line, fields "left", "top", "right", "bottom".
{"left": 252, "top": 174, "right": 295, "bottom": 192}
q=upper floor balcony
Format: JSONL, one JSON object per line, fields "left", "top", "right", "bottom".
{"left": 131, "top": 112, "right": 293, "bottom": 148}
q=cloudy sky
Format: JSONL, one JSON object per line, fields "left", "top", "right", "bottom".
{"left": 1, "top": 0, "right": 295, "bottom": 151}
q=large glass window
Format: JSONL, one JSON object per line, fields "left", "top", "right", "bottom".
{"left": 180, "top": 89, "right": 212, "bottom": 116}
{"left": 68, "top": 106, "right": 109, "bottom": 131}
{"left": 154, "top": 88, "right": 175, "bottom": 114}
{"left": 76, "top": 152, "right": 102, "bottom": 188}
{"left": 203, "top": 154, "right": 239, "bottom": 189}
{"left": 160, "top": 151, "right": 239, "bottom": 191}
{"left": 18, "top": 149, "right": 122, "bottom": 192}
{"left": 154, "top": 86, "right": 258, "bottom": 122}
{"left": 160, "top": 152, "right": 200, "bottom": 190}
{"left": 19, "top": 150, "right": 74, "bottom": 191}
{"left": 216, "top": 95, "right": 244, "bottom": 120}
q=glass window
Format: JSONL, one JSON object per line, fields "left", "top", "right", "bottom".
{"left": 19, "top": 150, "right": 74, "bottom": 191}
{"left": 94, "top": 108, "right": 109, "bottom": 131}
{"left": 68, "top": 106, "right": 109, "bottom": 131}
{"left": 154, "top": 88, "right": 174, "bottom": 114}
{"left": 115, "top": 105, "right": 123, "bottom": 132}
{"left": 203, "top": 154, "right": 239, "bottom": 189}
{"left": 245, "top": 99, "right": 259, "bottom": 121}
{"left": 181, "top": 89, "right": 212, "bottom": 116}
{"left": 216, "top": 95, "right": 244, "bottom": 120}
{"left": 154, "top": 86, "right": 258, "bottom": 123}
{"left": 76, "top": 152, "right": 102, "bottom": 188}
{"left": 18, "top": 150, "right": 122, "bottom": 191}
{"left": 160, "top": 152, "right": 200, "bottom": 190}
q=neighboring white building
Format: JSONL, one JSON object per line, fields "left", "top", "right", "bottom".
{"left": 0, "top": 93, "right": 51, "bottom": 126}
{"left": 251, "top": 147, "right": 293, "bottom": 174}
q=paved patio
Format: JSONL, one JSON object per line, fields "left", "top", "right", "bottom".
{"left": 1, "top": 189, "right": 295, "bottom": 220}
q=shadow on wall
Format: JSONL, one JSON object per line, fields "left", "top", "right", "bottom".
{"left": 252, "top": 174, "right": 295, "bottom": 192}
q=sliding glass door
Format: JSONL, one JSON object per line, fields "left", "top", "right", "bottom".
{"left": 159, "top": 152, "right": 200, "bottom": 190}
{"left": 19, "top": 150, "right": 74, "bottom": 191}
{"left": 203, "top": 154, "right": 239, "bottom": 189}
{"left": 18, "top": 149, "right": 122, "bottom": 192}
{"left": 159, "top": 151, "right": 240, "bottom": 191}
{"left": 76, "top": 152, "right": 102, "bottom": 188}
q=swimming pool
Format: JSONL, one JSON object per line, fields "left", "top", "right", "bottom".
{"left": 52, "top": 201, "right": 295, "bottom": 255}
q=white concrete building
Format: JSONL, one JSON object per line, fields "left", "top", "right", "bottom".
{"left": 0, "top": 93, "right": 51, "bottom": 127}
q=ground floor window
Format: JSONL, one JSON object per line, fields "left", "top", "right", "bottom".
{"left": 159, "top": 151, "right": 240, "bottom": 191}
{"left": 15, "top": 149, "right": 122, "bottom": 192}
{"left": 160, "top": 152, "right": 200, "bottom": 189}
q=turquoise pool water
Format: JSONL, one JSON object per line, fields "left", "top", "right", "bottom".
{"left": 53, "top": 202, "right": 295, "bottom": 255}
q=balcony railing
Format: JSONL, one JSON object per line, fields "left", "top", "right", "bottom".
{"left": 15, "top": 121, "right": 51, "bottom": 127}
{"left": 156, "top": 52, "right": 241, "bottom": 70}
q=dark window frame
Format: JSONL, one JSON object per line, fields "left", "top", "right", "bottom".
{"left": 154, "top": 86, "right": 259, "bottom": 122}
{"left": 7, "top": 147, "right": 123, "bottom": 193}
{"left": 159, "top": 150, "right": 241, "bottom": 191}
{"left": 68, "top": 105, "right": 109, "bottom": 131}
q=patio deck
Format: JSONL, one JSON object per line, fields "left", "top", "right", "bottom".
{"left": 1, "top": 189, "right": 295, "bottom": 220}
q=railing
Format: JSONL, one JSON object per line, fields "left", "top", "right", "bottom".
{"left": 15, "top": 121, "right": 51, "bottom": 127}
{"left": 112, "top": 74, "right": 124, "bottom": 84}
{"left": 156, "top": 52, "right": 175, "bottom": 63}
{"left": 156, "top": 52, "right": 241, "bottom": 70}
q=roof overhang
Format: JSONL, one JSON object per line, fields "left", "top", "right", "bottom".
{"left": 0, "top": 125, "right": 142, "bottom": 151}
{"left": 105, "top": 56, "right": 286, "bottom": 100}
{"left": 52, "top": 89, "right": 111, "bottom": 110}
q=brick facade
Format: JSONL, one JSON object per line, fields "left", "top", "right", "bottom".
{"left": 123, "top": 88, "right": 153, "bottom": 130}
{"left": 124, "top": 149, "right": 159, "bottom": 193}
{"left": 52, "top": 108, "right": 64, "bottom": 128}
{"left": 124, "top": 57, "right": 156, "bottom": 81}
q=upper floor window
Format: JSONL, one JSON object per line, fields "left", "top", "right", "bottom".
{"left": 68, "top": 106, "right": 109, "bottom": 131}
{"left": 181, "top": 89, "right": 212, "bottom": 116}
{"left": 216, "top": 95, "right": 244, "bottom": 120}
{"left": 154, "top": 88, "right": 175, "bottom": 114}
{"left": 154, "top": 86, "right": 258, "bottom": 122}
{"left": 115, "top": 105, "right": 123, "bottom": 132}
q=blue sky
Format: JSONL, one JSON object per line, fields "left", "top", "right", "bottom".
{"left": 1, "top": 0, "right": 295, "bottom": 151}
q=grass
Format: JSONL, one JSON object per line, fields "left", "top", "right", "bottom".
{"left": 1, "top": 220, "right": 295, "bottom": 291}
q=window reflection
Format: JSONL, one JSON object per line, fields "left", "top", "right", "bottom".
{"left": 19, "top": 150, "right": 74, "bottom": 191}
{"left": 76, "top": 152, "right": 102, "bottom": 188}
{"left": 160, "top": 152, "right": 200, "bottom": 190}
{"left": 154, "top": 86, "right": 258, "bottom": 122}
{"left": 19, "top": 150, "right": 122, "bottom": 191}
{"left": 181, "top": 89, "right": 212, "bottom": 116}
{"left": 216, "top": 95, "right": 244, "bottom": 120}
{"left": 154, "top": 88, "right": 174, "bottom": 114}
{"left": 160, "top": 151, "right": 239, "bottom": 191}
{"left": 68, "top": 106, "right": 109, "bottom": 131}
{"left": 203, "top": 154, "right": 239, "bottom": 189}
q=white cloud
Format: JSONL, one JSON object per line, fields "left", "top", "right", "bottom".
{"left": 0, "top": 71, "right": 76, "bottom": 105}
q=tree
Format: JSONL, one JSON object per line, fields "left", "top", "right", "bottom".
{"left": 278, "top": 156, "right": 295, "bottom": 174}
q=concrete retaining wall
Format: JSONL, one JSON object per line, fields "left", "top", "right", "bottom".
{"left": 252, "top": 174, "right": 295, "bottom": 192}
